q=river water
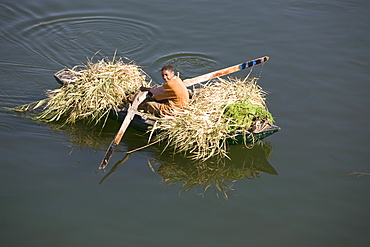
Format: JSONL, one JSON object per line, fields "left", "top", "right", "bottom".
{"left": 1, "top": 0, "right": 369, "bottom": 246}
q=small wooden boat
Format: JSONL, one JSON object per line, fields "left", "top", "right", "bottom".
{"left": 53, "top": 57, "right": 280, "bottom": 145}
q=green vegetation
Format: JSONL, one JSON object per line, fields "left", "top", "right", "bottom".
{"left": 224, "top": 99, "right": 274, "bottom": 131}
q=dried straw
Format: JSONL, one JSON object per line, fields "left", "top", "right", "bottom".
{"left": 153, "top": 77, "right": 273, "bottom": 161}
{"left": 13, "top": 56, "right": 151, "bottom": 126}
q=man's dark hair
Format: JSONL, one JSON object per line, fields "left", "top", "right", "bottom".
{"left": 161, "top": 65, "right": 174, "bottom": 72}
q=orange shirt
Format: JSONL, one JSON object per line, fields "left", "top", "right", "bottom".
{"left": 151, "top": 76, "right": 189, "bottom": 114}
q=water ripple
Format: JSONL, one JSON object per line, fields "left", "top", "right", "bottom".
{"left": 151, "top": 52, "right": 217, "bottom": 79}
{"left": 0, "top": 2, "right": 163, "bottom": 67}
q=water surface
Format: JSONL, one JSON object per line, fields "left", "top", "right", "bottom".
{"left": 1, "top": 0, "right": 369, "bottom": 246}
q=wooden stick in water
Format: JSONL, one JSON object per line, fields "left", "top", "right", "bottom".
{"left": 99, "top": 91, "right": 147, "bottom": 169}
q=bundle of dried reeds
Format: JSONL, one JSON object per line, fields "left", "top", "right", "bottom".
{"left": 153, "top": 77, "right": 274, "bottom": 161}
{"left": 13, "top": 56, "right": 151, "bottom": 126}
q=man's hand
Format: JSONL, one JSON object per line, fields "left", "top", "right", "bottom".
{"left": 140, "top": 86, "right": 151, "bottom": 92}
{"left": 140, "top": 86, "right": 153, "bottom": 96}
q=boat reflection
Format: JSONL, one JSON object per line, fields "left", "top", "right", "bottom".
{"left": 48, "top": 119, "right": 150, "bottom": 151}
{"left": 100, "top": 141, "right": 278, "bottom": 199}
{"left": 48, "top": 120, "right": 277, "bottom": 199}
{"left": 154, "top": 141, "right": 277, "bottom": 199}
{"left": 48, "top": 120, "right": 124, "bottom": 149}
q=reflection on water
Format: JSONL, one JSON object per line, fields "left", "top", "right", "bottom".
{"left": 44, "top": 116, "right": 278, "bottom": 198}
{"left": 48, "top": 120, "right": 120, "bottom": 149}
{"left": 99, "top": 153, "right": 132, "bottom": 184}
{"left": 23, "top": 104, "right": 278, "bottom": 199}
{"left": 100, "top": 141, "right": 277, "bottom": 199}
{"left": 155, "top": 142, "right": 277, "bottom": 199}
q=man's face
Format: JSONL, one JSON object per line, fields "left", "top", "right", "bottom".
{"left": 161, "top": 70, "right": 175, "bottom": 82}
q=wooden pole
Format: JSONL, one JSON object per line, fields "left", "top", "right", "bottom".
{"left": 183, "top": 56, "right": 269, "bottom": 87}
{"left": 98, "top": 91, "right": 147, "bottom": 169}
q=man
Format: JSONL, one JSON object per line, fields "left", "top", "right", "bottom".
{"left": 138, "top": 65, "right": 189, "bottom": 117}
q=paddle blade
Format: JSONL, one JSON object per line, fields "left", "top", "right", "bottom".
{"left": 99, "top": 144, "right": 116, "bottom": 169}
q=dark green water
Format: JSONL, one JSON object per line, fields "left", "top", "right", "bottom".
{"left": 1, "top": 0, "right": 369, "bottom": 246}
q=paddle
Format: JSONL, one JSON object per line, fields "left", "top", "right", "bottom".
{"left": 183, "top": 56, "right": 269, "bottom": 87}
{"left": 99, "top": 91, "right": 148, "bottom": 169}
